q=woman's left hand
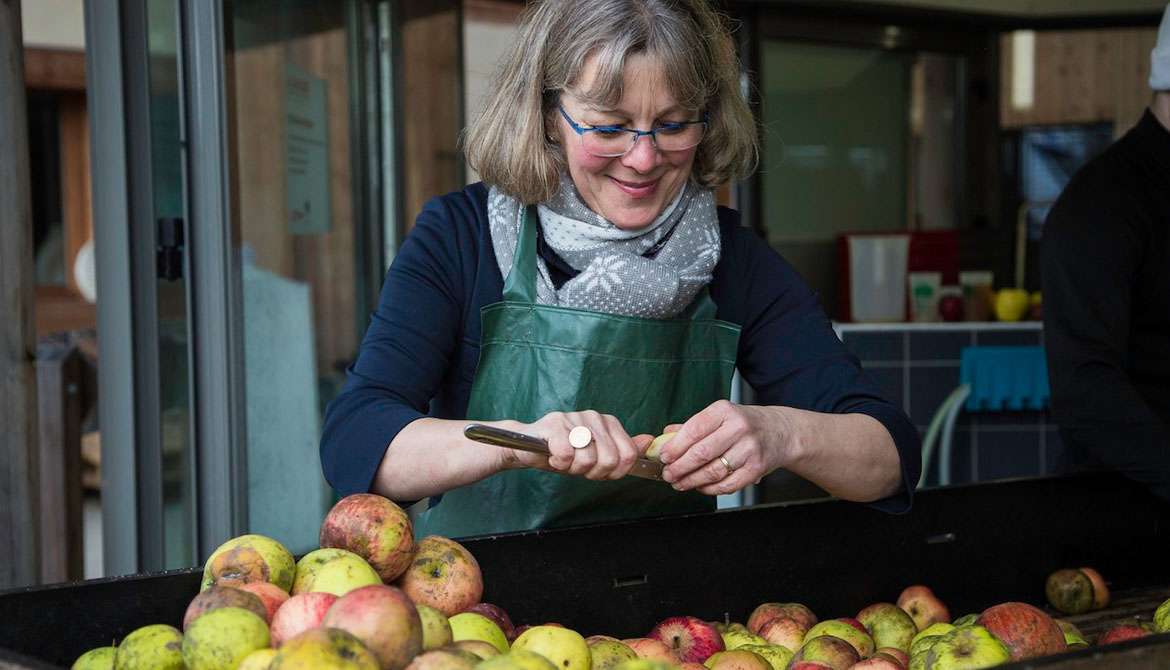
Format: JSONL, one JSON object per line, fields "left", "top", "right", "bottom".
{"left": 657, "top": 400, "right": 796, "bottom": 495}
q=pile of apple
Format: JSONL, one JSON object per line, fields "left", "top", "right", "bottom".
{"left": 68, "top": 494, "right": 1170, "bottom": 670}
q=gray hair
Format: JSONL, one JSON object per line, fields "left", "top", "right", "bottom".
{"left": 464, "top": 0, "right": 758, "bottom": 204}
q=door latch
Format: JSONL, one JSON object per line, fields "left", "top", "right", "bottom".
{"left": 157, "top": 217, "right": 184, "bottom": 281}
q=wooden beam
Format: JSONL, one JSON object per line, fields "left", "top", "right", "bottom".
{"left": 24, "top": 47, "right": 86, "bottom": 92}
{"left": 36, "top": 340, "right": 84, "bottom": 584}
{"left": 0, "top": 0, "right": 42, "bottom": 589}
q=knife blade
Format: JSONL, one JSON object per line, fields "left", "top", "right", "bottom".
{"left": 463, "top": 423, "right": 665, "bottom": 481}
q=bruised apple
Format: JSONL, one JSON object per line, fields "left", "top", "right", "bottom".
{"left": 622, "top": 638, "right": 679, "bottom": 662}
{"left": 1044, "top": 569, "right": 1094, "bottom": 615}
{"left": 588, "top": 639, "right": 639, "bottom": 670}
{"left": 182, "top": 608, "right": 270, "bottom": 670}
{"left": 702, "top": 649, "right": 771, "bottom": 670}
{"left": 201, "top": 534, "right": 296, "bottom": 592}
{"left": 466, "top": 603, "right": 516, "bottom": 642}
{"left": 182, "top": 585, "right": 267, "bottom": 631}
{"left": 321, "top": 584, "right": 423, "bottom": 670}
{"left": 405, "top": 649, "right": 480, "bottom": 670}
{"left": 648, "top": 616, "right": 725, "bottom": 663}
{"left": 269, "top": 627, "right": 379, "bottom": 669}
{"left": 735, "top": 644, "right": 793, "bottom": 670}
{"left": 976, "top": 602, "right": 1065, "bottom": 660}
{"left": 398, "top": 536, "right": 483, "bottom": 616}
{"left": 320, "top": 494, "right": 416, "bottom": 583}
{"left": 791, "top": 635, "right": 859, "bottom": 670}
{"left": 238, "top": 581, "right": 289, "bottom": 622}
{"left": 449, "top": 612, "right": 509, "bottom": 654}
{"left": 913, "top": 625, "right": 1011, "bottom": 669}
{"left": 803, "top": 619, "right": 874, "bottom": 659}
{"left": 511, "top": 626, "right": 591, "bottom": 670}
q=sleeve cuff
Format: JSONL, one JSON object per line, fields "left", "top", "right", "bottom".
{"left": 851, "top": 402, "right": 922, "bottom": 514}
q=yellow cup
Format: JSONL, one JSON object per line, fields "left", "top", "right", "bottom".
{"left": 994, "top": 289, "right": 1030, "bottom": 322}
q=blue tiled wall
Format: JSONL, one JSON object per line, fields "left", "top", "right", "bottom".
{"left": 838, "top": 325, "right": 1063, "bottom": 487}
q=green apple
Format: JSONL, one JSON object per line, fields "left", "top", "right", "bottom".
{"left": 512, "top": 625, "right": 591, "bottom": 670}
{"left": 913, "top": 625, "right": 1011, "bottom": 669}
{"left": 856, "top": 603, "right": 917, "bottom": 652}
{"left": 589, "top": 639, "right": 639, "bottom": 670}
{"left": 1045, "top": 569, "right": 1094, "bottom": 615}
{"left": 201, "top": 533, "right": 296, "bottom": 592}
{"left": 270, "top": 627, "right": 380, "bottom": 669}
{"left": 419, "top": 604, "right": 454, "bottom": 650}
{"left": 735, "top": 644, "right": 793, "bottom": 670}
{"left": 721, "top": 628, "right": 767, "bottom": 650}
{"left": 613, "top": 661, "right": 676, "bottom": 670}
{"left": 238, "top": 648, "right": 278, "bottom": 670}
{"left": 703, "top": 649, "right": 771, "bottom": 670}
{"left": 71, "top": 646, "right": 116, "bottom": 670}
{"left": 910, "top": 622, "right": 955, "bottom": 656}
{"left": 803, "top": 619, "right": 874, "bottom": 658}
{"left": 182, "top": 607, "right": 270, "bottom": 670}
{"left": 453, "top": 639, "right": 502, "bottom": 660}
{"left": 291, "top": 547, "right": 381, "bottom": 597}
{"left": 1154, "top": 596, "right": 1170, "bottom": 632}
{"left": 476, "top": 650, "right": 559, "bottom": 670}
{"left": 113, "top": 624, "right": 184, "bottom": 670}
{"left": 951, "top": 614, "right": 978, "bottom": 627}
{"left": 449, "top": 612, "right": 509, "bottom": 653}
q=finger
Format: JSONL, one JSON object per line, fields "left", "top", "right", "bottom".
{"left": 597, "top": 415, "right": 640, "bottom": 480}
{"left": 584, "top": 417, "right": 623, "bottom": 481}
{"left": 564, "top": 411, "right": 600, "bottom": 476}
{"left": 663, "top": 423, "right": 684, "bottom": 434}
{"left": 632, "top": 434, "right": 654, "bottom": 453}
{"left": 674, "top": 443, "right": 755, "bottom": 492}
{"left": 697, "top": 459, "right": 761, "bottom": 496}
{"left": 659, "top": 401, "right": 729, "bottom": 465}
{"left": 538, "top": 413, "right": 577, "bottom": 471}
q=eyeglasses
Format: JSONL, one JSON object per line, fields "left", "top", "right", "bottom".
{"left": 557, "top": 105, "right": 707, "bottom": 158}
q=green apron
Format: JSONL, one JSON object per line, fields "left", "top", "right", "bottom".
{"left": 415, "top": 206, "right": 742, "bottom": 538}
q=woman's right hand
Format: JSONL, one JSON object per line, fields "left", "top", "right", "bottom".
{"left": 502, "top": 411, "right": 649, "bottom": 480}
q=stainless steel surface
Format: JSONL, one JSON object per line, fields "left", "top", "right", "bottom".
{"left": 463, "top": 424, "right": 665, "bottom": 481}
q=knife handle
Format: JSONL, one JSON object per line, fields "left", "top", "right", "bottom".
{"left": 462, "top": 423, "right": 664, "bottom": 481}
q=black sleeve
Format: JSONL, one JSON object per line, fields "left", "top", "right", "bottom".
{"left": 729, "top": 230, "right": 922, "bottom": 513}
{"left": 1042, "top": 176, "right": 1170, "bottom": 498}
{"left": 319, "top": 195, "right": 467, "bottom": 498}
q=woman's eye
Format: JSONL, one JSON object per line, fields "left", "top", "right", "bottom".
{"left": 591, "top": 126, "right": 627, "bottom": 136}
{"left": 655, "top": 124, "right": 687, "bottom": 135}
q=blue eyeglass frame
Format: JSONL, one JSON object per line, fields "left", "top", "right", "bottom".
{"left": 556, "top": 105, "right": 708, "bottom": 155}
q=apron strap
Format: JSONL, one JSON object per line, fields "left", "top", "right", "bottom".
{"left": 501, "top": 205, "right": 540, "bottom": 304}
{"left": 503, "top": 204, "right": 721, "bottom": 322}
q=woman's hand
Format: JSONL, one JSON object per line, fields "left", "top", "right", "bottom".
{"left": 501, "top": 411, "right": 651, "bottom": 481}
{"left": 657, "top": 400, "right": 797, "bottom": 495}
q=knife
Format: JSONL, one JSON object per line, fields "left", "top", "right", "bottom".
{"left": 463, "top": 423, "right": 665, "bottom": 481}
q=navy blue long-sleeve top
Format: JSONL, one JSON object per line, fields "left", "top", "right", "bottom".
{"left": 321, "top": 183, "right": 921, "bottom": 513}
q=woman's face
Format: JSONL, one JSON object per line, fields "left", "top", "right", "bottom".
{"left": 556, "top": 53, "right": 699, "bottom": 231}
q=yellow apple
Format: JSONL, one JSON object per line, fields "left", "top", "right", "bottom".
{"left": 721, "top": 628, "right": 767, "bottom": 650}
{"left": 291, "top": 548, "right": 381, "bottom": 597}
{"left": 512, "top": 625, "right": 591, "bottom": 670}
{"left": 113, "top": 624, "right": 184, "bottom": 670}
{"left": 201, "top": 533, "right": 296, "bottom": 592}
{"left": 419, "top": 604, "right": 454, "bottom": 650}
{"left": 450, "top": 612, "right": 509, "bottom": 654}
{"left": 645, "top": 433, "right": 676, "bottom": 461}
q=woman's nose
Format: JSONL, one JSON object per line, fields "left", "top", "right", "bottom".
{"left": 621, "top": 133, "right": 660, "bottom": 172}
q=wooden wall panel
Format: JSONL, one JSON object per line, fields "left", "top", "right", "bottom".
{"left": 401, "top": 3, "right": 462, "bottom": 229}
{"left": 1001, "top": 28, "right": 1158, "bottom": 129}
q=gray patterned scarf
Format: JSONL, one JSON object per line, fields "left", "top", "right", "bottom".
{"left": 487, "top": 175, "right": 720, "bottom": 319}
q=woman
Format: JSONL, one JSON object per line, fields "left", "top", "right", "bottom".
{"left": 321, "top": 0, "right": 920, "bottom": 538}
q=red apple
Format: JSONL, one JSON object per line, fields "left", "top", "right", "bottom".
{"left": 856, "top": 603, "right": 917, "bottom": 653}
{"left": 270, "top": 592, "right": 339, "bottom": 647}
{"left": 182, "top": 585, "right": 267, "bottom": 631}
{"left": 238, "top": 581, "right": 289, "bottom": 623}
{"left": 622, "top": 637, "right": 678, "bottom": 662}
{"left": 896, "top": 586, "right": 950, "bottom": 632}
{"left": 320, "top": 494, "right": 416, "bottom": 583}
{"left": 465, "top": 603, "right": 515, "bottom": 641}
{"left": 976, "top": 602, "right": 1066, "bottom": 660}
{"left": 757, "top": 617, "right": 804, "bottom": 651}
{"left": 404, "top": 649, "right": 479, "bottom": 670}
{"left": 786, "top": 664, "right": 832, "bottom": 670}
{"left": 747, "top": 603, "right": 817, "bottom": 634}
{"left": 647, "top": 616, "right": 724, "bottom": 663}
{"left": 791, "top": 635, "right": 859, "bottom": 670}
{"left": 322, "top": 584, "right": 423, "bottom": 670}
{"left": 1097, "top": 625, "right": 1149, "bottom": 645}
{"left": 397, "top": 536, "right": 483, "bottom": 616}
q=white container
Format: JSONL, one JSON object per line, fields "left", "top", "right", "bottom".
{"left": 908, "top": 271, "right": 943, "bottom": 322}
{"left": 848, "top": 235, "right": 909, "bottom": 322}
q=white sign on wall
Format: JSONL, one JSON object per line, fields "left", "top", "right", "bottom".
{"left": 285, "top": 63, "right": 330, "bottom": 235}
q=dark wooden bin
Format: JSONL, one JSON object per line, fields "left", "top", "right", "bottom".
{"left": 3, "top": 473, "right": 1170, "bottom": 669}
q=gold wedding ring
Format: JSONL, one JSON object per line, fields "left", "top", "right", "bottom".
{"left": 568, "top": 425, "right": 593, "bottom": 449}
{"left": 719, "top": 455, "right": 736, "bottom": 475}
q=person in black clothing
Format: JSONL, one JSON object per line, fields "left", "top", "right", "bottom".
{"left": 1042, "top": 3, "right": 1170, "bottom": 499}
